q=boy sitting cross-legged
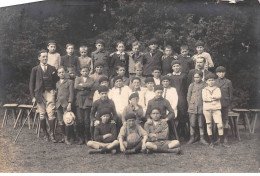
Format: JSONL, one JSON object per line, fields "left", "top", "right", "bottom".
{"left": 87, "top": 108, "right": 120, "bottom": 154}
{"left": 118, "top": 113, "right": 148, "bottom": 154}
{"left": 144, "top": 108, "right": 181, "bottom": 154}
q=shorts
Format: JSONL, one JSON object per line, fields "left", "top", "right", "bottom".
{"left": 203, "top": 110, "right": 222, "bottom": 124}
{"left": 153, "top": 140, "right": 171, "bottom": 150}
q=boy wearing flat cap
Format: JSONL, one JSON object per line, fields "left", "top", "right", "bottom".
{"left": 93, "top": 76, "right": 110, "bottom": 102}
{"left": 192, "top": 40, "right": 214, "bottom": 71}
{"left": 118, "top": 113, "right": 148, "bottom": 154}
{"left": 142, "top": 38, "right": 163, "bottom": 77}
{"left": 91, "top": 39, "right": 110, "bottom": 75}
{"left": 47, "top": 40, "right": 61, "bottom": 70}
{"left": 87, "top": 108, "right": 119, "bottom": 154}
{"left": 122, "top": 92, "right": 145, "bottom": 127}
{"left": 89, "top": 62, "right": 107, "bottom": 91}
{"left": 202, "top": 73, "right": 225, "bottom": 148}
{"left": 215, "top": 66, "right": 233, "bottom": 144}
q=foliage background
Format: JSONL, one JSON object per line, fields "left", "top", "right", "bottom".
{"left": 0, "top": 0, "right": 259, "bottom": 108}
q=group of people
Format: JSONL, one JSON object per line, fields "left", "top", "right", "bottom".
{"left": 29, "top": 38, "right": 233, "bottom": 155}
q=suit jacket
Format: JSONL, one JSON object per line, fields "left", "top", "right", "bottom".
{"left": 215, "top": 78, "right": 233, "bottom": 107}
{"left": 74, "top": 76, "right": 95, "bottom": 108}
{"left": 143, "top": 50, "right": 163, "bottom": 76}
{"left": 187, "top": 82, "right": 207, "bottom": 114}
{"left": 187, "top": 69, "right": 211, "bottom": 86}
{"left": 56, "top": 79, "right": 74, "bottom": 109}
{"left": 29, "top": 64, "right": 58, "bottom": 103}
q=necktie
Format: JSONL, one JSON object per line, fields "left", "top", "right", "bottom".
{"left": 43, "top": 65, "right": 47, "bottom": 72}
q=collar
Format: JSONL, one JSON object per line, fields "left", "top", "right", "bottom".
{"left": 116, "top": 51, "right": 125, "bottom": 55}
{"left": 40, "top": 63, "right": 47, "bottom": 67}
{"left": 154, "top": 97, "right": 163, "bottom": 101}
{"left": 172, "top": 72, "right": 181, "bottom": 75}
{"left": 133, "top": 87, "right": 141, "bottom": 92}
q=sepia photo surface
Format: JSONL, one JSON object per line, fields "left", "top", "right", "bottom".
{"left": 0, "top": 0, "right": 259, "bottom": 173}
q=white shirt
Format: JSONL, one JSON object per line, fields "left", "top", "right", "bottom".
{"left": 40, "top": 63, "right": 47, "bottom": 72}
{"left": 109, "top": 86, "right": 131, "bottom": 116}
{"left": 153, "top": 78, "right": 161, "bottom": 85}
{"left": 163, "top": 87, "right": 178, "bottom": 116}
{"left": 47, "top": 52, "right": 61, "bottom": 69}
{"left": 142, "top": 89, "right": 156, "bottom": 114}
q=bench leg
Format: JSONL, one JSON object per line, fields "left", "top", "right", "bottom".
{"left": 14, "top": 109, "right": 22, "bottom": 129}
{"left": 12, "top": 109, "right": 16, "bottom": 125}
{"left": 244, "top": 113, "right": 251, "bottom": 133}
{"left": 251, "top": 113, "right": 258, "bottom": 134}
{"left": 229, "top": 117, "right": 235, "bottom": 136}
{"left": 32, "top": 112, "right": 38, "bottom": 129}
{"left": 1, "top": 109, "right": 8, "bottom": 128}
{"left": 235, "top": 114, "right": 241, "bottom": 141}
{"left": 27, "top": 109, "right": 31, "bottom": 129}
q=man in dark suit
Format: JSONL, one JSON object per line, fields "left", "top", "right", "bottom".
{"left": 29, "top": 49, "right": 59, "bottom": 142}
{"left": 187, "top": 57, "right": 212, "bottom": 86}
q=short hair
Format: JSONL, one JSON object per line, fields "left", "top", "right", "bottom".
{"left": 205, "top": 73, "right": 217, "bottom": 81}
{"left": 154, "top": 85, "right": 164, "bottom": 91}
{"left": 132, "top": 41, "right": 140, "bottom": 48}
{"left": 80, "top": 66, "right": 90, "bottom": 71}
{"left": 98, "top": 86, "right": 109, "bottom": 93}
{"left": 152, "top": 66, "right": 161, "bottom": 72}
{"left": 79, "top": 46, "right": 88, "bottom": 51}
{"left": 216, "top": 66, "right": 226, "bottom": 73}
{"left": 113, "top": 75, "right": 123, "bottom": 84}
{"left": 150, "top": 107, "right": 161, "bottom": 114}
{"left": 194, "top": 70, "right": 203, "bottom": 77}
{"left": 131, "top": 77, "right": 141, "bottom": 83}
{"left": 66, "top": 43, "right": 74, "bottom": 49}
{"left": 96, "top": 39, "right": 105, "bottom": 45}
{"left": 145, "top": 77, "right": 155, "bottom": 84}
{"left": 195, "top": 40, "right": 205, "bottom": 47}
{"left": 180, "top": 45, "right": 189, "bottom": 51}
{"left": 161, "top": 75, "right": 171, "bottom": 82}
{"left": 99, "top": 76, "right": 109, "bottom": 84}
{"left": 38, "top": 49, "right": 48, "bottom": 57}
{"left": 171, "top": 60, "right": 181, "bottom": 66}
{"left": 57, "top": 66, "right": 65, "bottom": 72}
{"left": 116, "top": 41, "right": 124, "bottom": 47}
{"left": 196, "top": 57, "right": 206, "bottom": 63}
{"left": 164, "top": 45, "right": 172, "bottom": 50}
{"left": 67, "top": 67, "right": 76, "bottom": 72}
{"left": 116, "top": 65, "right": 125, "bottom": 71}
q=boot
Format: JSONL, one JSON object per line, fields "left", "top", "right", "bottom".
{"left": 219, "top": 135, "right": 230, "bottom": 148}
{"left": 187, "top": 135, "right": 196, "bottom": 144}
{"left": 58, "top": 124, "right": 65, "bottom": 143}
{"left": 208, "top": 135, "right": 214, "bottom": 148}
{"left": 77, "top": 124, "right": 85, "bottom": 145}
{"left": 48, "top": 119, "right": 57, "bottom": 143}
{"left": 224, "top": 128, "right": 229, "bottom": 144}
{"left": 157, "top": 146, "right": 181, "bottom": 154}
{"left": 200, "top": 136, "right": 209, "bottom": 145}
{"left": 88, "top": 149, "right": 103, "bottom": 154}
{"left": 40, "top": 119, "right": 49, "bottom": 142}
{"left": 84, "top": 125, "right": 91, "bottom": 145}
{"left": 64, "top": 126, "right": 72, "bottom": 145}
{"left": 90, "top": 126, "right": 95, "bottom": 141}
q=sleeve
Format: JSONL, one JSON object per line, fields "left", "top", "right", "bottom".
{"left": 90, "top": 101, "right": 98, "bottom": 122}
{"left": 155, "top": 122, "right": 168, "bottom": 140}
{"left": 122, "top": 106, "right": 128, "bottom": 123}
{"left": 103, "top": 123, "right": 117, "bottom": 143}
{"left": 82, "top": 77, "right": 95, "bottom": 89}
{"left": 93, "top": 90, "right": 99, "bottom": 102}
{"left": 68, "top": 80, "right": 74, "bottom": 103}
{"left": 90, "top": 57, "right": 94, "bottom": 75}
{"left": 74, "top": 77, "right": 84, "bottom": 90}
{"left": 205, "top": 53, "right": 214, "bottom": 68}
{"left": 145, "top": 100, "right": 152, "bottom": 119}
{"left": 187, "top": 83, "right": 193, "bottom": 105}
{"left": 76, "top": 57, "right": 81, "bottom": 74}
{"left": 165, "top": 99, "right": 175, "bottom": 120}
{"left": 213, "top": 88, "right": 221, "bottom": 100}
{"left": 137, "top": 125, "right": 148, "bottom": 137}
{"left": 117, "top": 125, "right": 126, "bottom": 140}
{"left": 144, "top": 122, "right": 150, "bottom": 133}
{"left": 94, "top": 125, "right": 103, "bottom": 142}
{"left": 111, "top": 100, "right": 119, "bottom": 122}
{"left": 202, "top": 88, "right": 211, "bottom": 102}
{"left": 187, "top": 70, "right": 193, "bottom": 86}
{"left": 58, "top": 54, "right": 61, "bottom": 67}
{"left": 228, "top": 80, "right": 233, "bottom": 102}
{"left": 171, "top": 88, "right": 178, "bottom": 116}
{"left": 29, "top": 67, "right": 36, "bottom": 98}
{"left": 60, "top": 56, "right": 64, "bottom": 66}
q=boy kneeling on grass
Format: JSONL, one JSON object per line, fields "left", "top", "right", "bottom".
{"left": 118, "top": 113, "right": 148, "bottom": 154}
{"left": 144, "top": 108, "right": 181, "bottom": 154}
{"left": 87, "top": 108, "right": 119, "bottom": 154}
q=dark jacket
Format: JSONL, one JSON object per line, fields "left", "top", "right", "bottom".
{"left": 56, "top": 79, "right": 74, "bottom": 109}
{"left": 143, "top": 50, "right": 163, "bottom": 76}
{"left": 29, "top": 64, "right": 58, "bottom": 103}
{"left": 215, "top": 78, "right": 233, "bottom": 107}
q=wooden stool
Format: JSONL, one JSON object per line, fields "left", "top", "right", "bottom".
{"left": 14, "top": 105, "right": 34, "bottom": 129}
{"left": 248, "top": 109, "right": 260, "bottom": 134}
{"left": 1, "top": 104, "right": 18, "bottom": 128}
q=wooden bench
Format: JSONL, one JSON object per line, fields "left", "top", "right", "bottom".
{"left": 1, "top": 104, "right": 18, "bottom": 128}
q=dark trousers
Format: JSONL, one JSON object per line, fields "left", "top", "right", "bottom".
{"left": 76, "top": 107, "right": 91, "bottom": 141}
